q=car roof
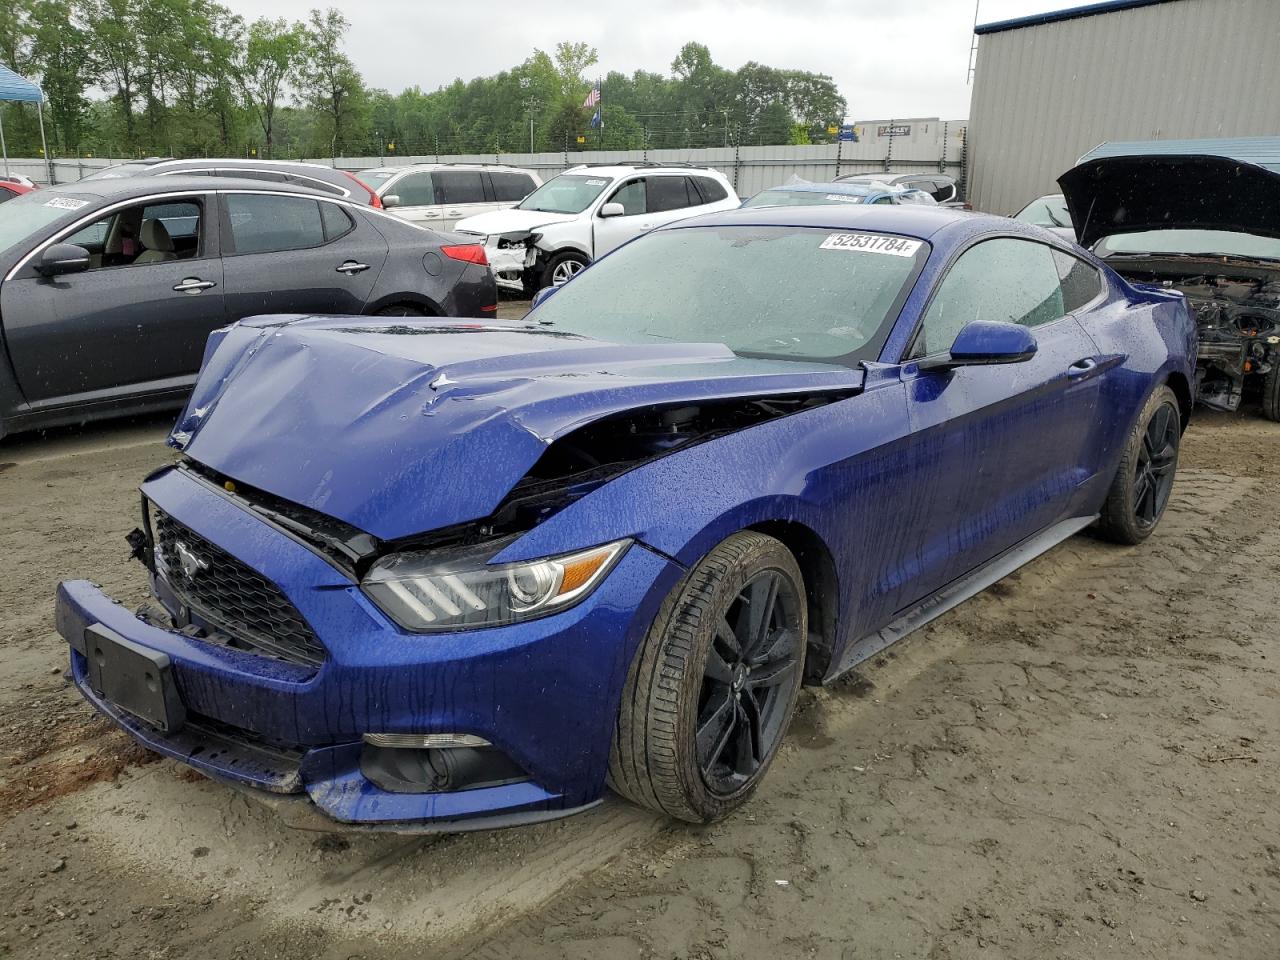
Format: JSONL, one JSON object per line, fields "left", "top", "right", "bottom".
{"left": 56, "top": 176, "right": 343, "bottom": 200}
{"left": 149, "top": 158, "right": 339, "bottom": 172}
{"left": 366, "top": 163, "right": 536, "bottom": 173}
{"left": 561, "top": 164, "right": 722, "bottom": 178}
{"left": 839, "top": 171, "right": 954, "bottom": 183}
{"left": 664, "top": 202, "right": 977, "bottom": 240}
{"left": 759, "top": 181, "right": 895, "bottom": 196}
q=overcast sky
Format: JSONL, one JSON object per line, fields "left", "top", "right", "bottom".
{"left": 222, "top": 0, "right": 1070, "bottom": 120}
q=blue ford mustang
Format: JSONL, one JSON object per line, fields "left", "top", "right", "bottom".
{"left": 55, "top": 205, "right": 1196, "bottom": 829}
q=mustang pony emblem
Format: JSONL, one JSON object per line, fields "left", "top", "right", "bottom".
{"left": 174, "top": 541, "right": 207, "bottom": 579}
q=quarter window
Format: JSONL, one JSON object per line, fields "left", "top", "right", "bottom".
{"left": 1052, "top": 248, "right": 1105, "bottom": 312}
{"left": 916, "top": 238, "right": 1066, "bottom": 356}
{"left": 320, "top": 201, "right": 355, "bottom": 241}
{"left": 433, "top": 171, "right": 486, "bottom": 205}
{"left": 226, "top": 194, "right": 326, "bottom": 255}
{"left": 692, "top": 176, "right": 729, "bottom": 203}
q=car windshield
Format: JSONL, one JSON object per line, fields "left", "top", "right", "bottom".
{"left": 81, "top": 163, "right": 157, "bottom": 180}
{"left": 528, "top": 225, "right": 928, "bottom": 363}
{"left": 1015, "top": 195, "right": 1072, "bottom": 228}
{"left": 743, "top": 189, "right": 867, "bottom": 208}
{"left": 357, "top": 168, "right": 400, "bottom": 188}
{"left": 0, "top": 191, "right": 94, "bottom": 256}
{"left": 517, "top": 175, "right": 611, "bottom": 214}
{"left": 1094, "top": 229, "right": 1280, "bottom": 262}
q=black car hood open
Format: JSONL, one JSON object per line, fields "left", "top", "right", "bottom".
{"left": 1058, "top": 154, "right": 1280, "bottom": 249}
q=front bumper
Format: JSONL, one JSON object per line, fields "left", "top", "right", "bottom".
{"left": 464, "top": 233, "right": 534, "bottom": 292}
{"left": 55, "top": 466, "right": 681, "bottom": 829}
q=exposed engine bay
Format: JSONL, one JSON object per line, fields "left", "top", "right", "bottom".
{"left": 1108, "top": 257, "right": 1280, "bottom": 411}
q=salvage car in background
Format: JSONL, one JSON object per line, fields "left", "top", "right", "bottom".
{"left": 834, "top": 171, "right": 961, "bottom": 206}
{"left": 55, "top": 204, "right": 1194, "bottom": 830}
{"left": 81, "top": 157, "right": 382, "bottom": 207}
{"left": 0, "top": 179, "right": 32, "bottom": 203}
{"left": 1059, "top": 150, "right": 1280, "bottom": 418}
{"left": 357, "top": 163, "right": 541, "bottom": 231}
{"left": 0, "top": 177, "right": 496, "bottom": 439}
{"left": 1013, "top": 193, "right": 1074, "bottom": 240}
{"left": 743, "top": 179, "right": 937, "bottom": 208}
{"left": 454, "top": 163, "right": 740, "bottom": 292}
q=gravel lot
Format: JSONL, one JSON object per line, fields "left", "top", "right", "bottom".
{"left": 1, "top": 378, "right": 1277, "bottom": 958}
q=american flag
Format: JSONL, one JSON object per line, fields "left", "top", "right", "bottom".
{"left": 582, "top": 86, "right": 600, "bottom": 108}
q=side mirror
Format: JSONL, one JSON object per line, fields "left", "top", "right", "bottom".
{"left": 598, "top": 202, "right": 625, "bottom": 218}
{"left": 37, "top": 243, "right": 91, "bottom": 277}
{"left": 381, "top": 194, "right": 401, "bottom": 209}
{"left": 920, "top": 320, "right": 1037, "bottom": 370}
{"left": 531, "top": 286, "right": 558, "bottom": 308}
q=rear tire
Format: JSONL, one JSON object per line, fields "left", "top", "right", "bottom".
{"left": 608, "top": 532, "right": 807, "bottom": 823}
{"left": 1262, "top": 364, "right": 1280, "bottom": 422}
{"left": 1095, "top": 385, "right": 1181, "bottom": 544}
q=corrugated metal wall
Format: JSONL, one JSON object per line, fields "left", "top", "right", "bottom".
{"left": 967, "top": 0, "right": 1280, "bottom": 215}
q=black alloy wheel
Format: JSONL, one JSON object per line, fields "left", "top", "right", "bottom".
{"left": 696, "top": 570, "right": 803, "bottom": 795}
{"left": 608, "top": 532, "right": 808, "bottom": 823}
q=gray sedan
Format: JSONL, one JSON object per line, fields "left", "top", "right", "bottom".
{"left": 0, "top": 177, "right": 497, "bottom": 439}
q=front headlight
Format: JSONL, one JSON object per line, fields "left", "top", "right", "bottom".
{"left": 362, "top": 539, "right": 630, "bottom": 632}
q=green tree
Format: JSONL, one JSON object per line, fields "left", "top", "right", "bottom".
{"left": 295, "top": 7, "right": 368, "bottom": 156}
{"left": 237, "top": 17, "right": 305, "bottom": 158}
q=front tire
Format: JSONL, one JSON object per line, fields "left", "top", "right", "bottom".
{"left": 609, "top": 532, "right": 807, "bottom": 823}
{"left": 542, "top": 251, "right": 589, "bottom": 288}
{"left": 1096, "top": 385, "right": 1181, "bottom": 544}
{"left": 1262, "top": 364, "right": 1280, "bottom": 422}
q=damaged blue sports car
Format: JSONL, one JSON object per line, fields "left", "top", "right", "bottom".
{"left": 56, "top": 205, "right": 1196, "bottom": 829}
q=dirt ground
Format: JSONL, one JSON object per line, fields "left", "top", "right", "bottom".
{"left": 1, "top": 390, "right": 1278, "bottom": 959}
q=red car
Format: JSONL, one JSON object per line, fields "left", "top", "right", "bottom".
{"left": 0, "top": 180, "right": 33, "bottom": 204}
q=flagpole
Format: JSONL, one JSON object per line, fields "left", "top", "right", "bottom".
{"left": 598, "top": 77, "right": 604, "bottom": 152}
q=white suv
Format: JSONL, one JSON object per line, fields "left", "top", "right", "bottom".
{"left": 454, "top": 164, "right": 740, "bottom": 292}
{"left": 356, "top": 163, "right": 542, "bottom": 232}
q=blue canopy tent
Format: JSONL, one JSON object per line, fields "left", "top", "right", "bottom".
{"left": 0, "top": 63, "right": 52, "bottom": 184}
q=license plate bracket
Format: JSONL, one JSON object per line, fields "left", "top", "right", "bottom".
{"left": 80, "top": 624, "right": 187, "bottom": 733}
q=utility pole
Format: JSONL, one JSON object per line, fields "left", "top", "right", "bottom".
{"left": 967, "top": 0, "right": 982, "bottom": 83}
{"left": 722, "top": 109, "right": 730, "bottom": 149}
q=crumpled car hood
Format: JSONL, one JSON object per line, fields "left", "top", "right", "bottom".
{"left": 453, "top": 208, "right": 578, "bottom": 236}
{"left": 175, "top": 316, "right": 862, "bottom": 541}
{"left": 1058, "top": 154, "right": 1280, "bottom": 248}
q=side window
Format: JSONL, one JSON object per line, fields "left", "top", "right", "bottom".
{"left": 214, "top": 168, "right": 287, "bottom": 184}
{"left": 434, "top": 171, "right": 486, "bottom": 205}
{"left": 320, "top": 201, "right": 355, "bottom": 241}
{"left": 64, "top": 199, "right": 202, "bottom": 268}
{"left": 491, "top": 172, "right": 536, "bottom": 202}
{"left": 646, "top": 176, "right": 694, "bottom": 213}
{"left": 915, "top": 238, "right": 1065, "bottom": 357}
{"left": 607, "top": 179, "right": 646, "bottom": 216}
{"left": 1052, "top": 248, "right": 1105, "bottom": 312}
{"left": 225, "top": 194, "right": 325, "bottom": 255}
{"left": 289, "top": 174, "right": 344, "bottom": 197}
{"left": 693, "top": 176, "right": 729, "bottom": 203}
{"left": 871, "top": 195, "right": 893, "bottom": 205}
{"left": 390, "top": 172, "right": 434, "bottom": 206}
{"left": 0, "top": 190, "right": 13, "bottom": 205}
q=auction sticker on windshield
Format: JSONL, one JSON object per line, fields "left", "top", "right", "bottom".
{"left": 820, "top": 232, "right": 921, "bottom": 256}
{"left": 44, "top": 197, "right": 90, "bottom": 211}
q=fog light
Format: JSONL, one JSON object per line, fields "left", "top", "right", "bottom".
{"left": 363, "top": 732, "right": 491, "bottom": 749}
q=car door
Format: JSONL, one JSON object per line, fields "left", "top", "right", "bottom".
{"left": 219, "top": 192, "right": 388, "bottom": 319}
{"left": 591, "top": 177, "right": 650, "bottom": 257}
{"left": 433, "top": 170, "right": 489, "bottom": 230}
{"left": 0, "top": 192, "right": 225, "bottom": 404}
{"left": 383, "top": 171, "right": 441, "bottom": 229}
{"left": 893, "top": 236, "right": 1104, "bottom": 603}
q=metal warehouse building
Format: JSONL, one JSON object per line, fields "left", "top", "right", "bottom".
{"left": 966, "top": 0, "right": 1280, "bottom": 215}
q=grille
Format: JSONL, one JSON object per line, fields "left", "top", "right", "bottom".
{"left": 151, "top": 507, "right": 326, "bottom": 668}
